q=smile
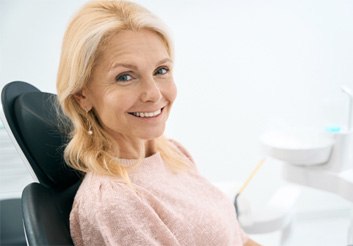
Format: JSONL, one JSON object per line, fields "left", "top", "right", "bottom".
{"left": 129, "top": 108, "right": 163, "bottom": 118}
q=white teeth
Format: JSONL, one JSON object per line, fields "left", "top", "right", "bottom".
{"left": 132, "top": 109, "right": 162, "bottom": 118}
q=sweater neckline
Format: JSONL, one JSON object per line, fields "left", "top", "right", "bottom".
{"left": 117, "top": 152, "right": 162, "bottom": 167}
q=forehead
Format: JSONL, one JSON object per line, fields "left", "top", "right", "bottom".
{"left": 97, "top": 29, "right": 170, "bottom": 65}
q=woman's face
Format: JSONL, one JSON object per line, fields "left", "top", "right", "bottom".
{"left": 76, "top": 29, "right": 176, "bottom": 149}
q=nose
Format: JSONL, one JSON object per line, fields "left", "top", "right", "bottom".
{"left": 140, "top": 77, "right": 162, "bottom": 103}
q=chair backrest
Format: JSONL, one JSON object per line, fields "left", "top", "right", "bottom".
{"left": 21, "top": 182, "right": 81, "bottom": 245}
{"left": 1, "top": 81, "right": 82, "bottom": 245}
{"left": 1, "top": 81, "right": 80, "bottom": 191}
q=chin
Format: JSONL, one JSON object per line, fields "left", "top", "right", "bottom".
{"left": 138, "top": 127, "right": 165, "bottom": 140}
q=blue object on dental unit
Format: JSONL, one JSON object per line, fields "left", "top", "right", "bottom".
{"left": 326, "top": 126, "right": 341, "bottom": 133}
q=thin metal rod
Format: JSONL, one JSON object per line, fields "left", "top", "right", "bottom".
{"left": 348, "top": 98, "right": 352, "bottom": 131}
{"left": 238, "top": 159, "right": 265, "bottom": 194}
{"left": 341, "top": 86, "right": 353, "bottom": 131}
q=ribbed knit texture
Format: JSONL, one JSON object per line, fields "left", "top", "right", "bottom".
{"left": 70, "top": 142, "right": 248, "bottom": 245}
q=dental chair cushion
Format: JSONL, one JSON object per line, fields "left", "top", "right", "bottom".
{"left": 14, "top": 92, "right": 80, "bottom": 191}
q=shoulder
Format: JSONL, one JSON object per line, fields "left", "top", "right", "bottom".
{"left": 69, "top": 173, "right": 156, "bottom": 245}
{"left": 71, "top": 173, "right": 141, "bottom": 216}
{"left": 168, "top": 139, "right": 195, "bottom": 164}
{"left": 70, "top": 173, "right": 147, "bottom": 233}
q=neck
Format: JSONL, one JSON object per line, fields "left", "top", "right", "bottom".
{"left": 114, "top": 137, "right": 157, "bottom": 159}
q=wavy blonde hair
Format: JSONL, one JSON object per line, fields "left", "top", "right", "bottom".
{"left": 56, "top": 0, "right": 188, "bottom": 180}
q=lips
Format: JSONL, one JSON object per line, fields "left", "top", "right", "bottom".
{"left": 128, "top": 107, "right": 164, "bottom": 118}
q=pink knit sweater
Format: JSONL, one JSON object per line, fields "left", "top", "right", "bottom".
{"left": 70, "top": 143, "right": 248, "bottom": 245}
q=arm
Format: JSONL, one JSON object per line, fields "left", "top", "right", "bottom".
{"left": 70, "top": 182, "right": 179, "bottom": 246}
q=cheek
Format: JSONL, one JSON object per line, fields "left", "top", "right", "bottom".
{"left": 166, "top": 81, "right": 177, "bottom": 103}
{"left": 93, "top": 94, "right": 129, "bottom": 122}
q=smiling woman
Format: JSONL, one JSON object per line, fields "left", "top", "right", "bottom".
{"left": 74, "top": 30, "right": 177, "bottom": 158}
{"left": 56, "top": 0, "right": 183, "bottom": 177}
{"left": 56, "top": 0, "right": 259, "bottom": 245}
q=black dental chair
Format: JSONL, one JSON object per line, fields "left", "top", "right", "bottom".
{"left": 1, "top": 81, "right": 82, "bottom": 245}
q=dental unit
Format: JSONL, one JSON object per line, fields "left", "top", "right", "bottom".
{"left": 260, "top": 85, "right": 353, "bottom": 244}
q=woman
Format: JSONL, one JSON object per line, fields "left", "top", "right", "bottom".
{"left": 56, "top": 0, "right": 260, "bottom": 245}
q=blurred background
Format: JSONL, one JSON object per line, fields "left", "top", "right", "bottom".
{"left": 1, "top": 0, "right": 352, "bottom": 245}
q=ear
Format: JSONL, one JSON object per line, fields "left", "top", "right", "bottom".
{"left": 73, "top": 88, "right": 93, "bottom": 112}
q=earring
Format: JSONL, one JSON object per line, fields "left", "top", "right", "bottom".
{"left": 85, "top": 110, "right": 93, "bottom": 135}
{"left": 87, "top": 121, "right": 93, "bottom": 135}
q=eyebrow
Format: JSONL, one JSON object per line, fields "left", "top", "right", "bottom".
{"left": 157, "top": 58, "right": 173, "bottom": 66}
{"left": 110, "top": 58, "right": 173, "bottom": 71}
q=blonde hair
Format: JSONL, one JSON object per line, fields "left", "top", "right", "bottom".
{"left": 56, "top": 0, "right": 188, "bottom": 179}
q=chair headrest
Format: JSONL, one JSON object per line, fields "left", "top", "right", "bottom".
{"left": 14, "top": 91, "right": 80, "bottom": 190}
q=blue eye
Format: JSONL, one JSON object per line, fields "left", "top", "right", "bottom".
{"left": 154, "top": 67, "right": 169, "bottom": 76}
{"left": 115, "top": 73, "right": 133, "bottom": 82}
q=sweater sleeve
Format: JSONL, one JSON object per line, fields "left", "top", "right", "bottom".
{"left": 70, "top": 180, "right": 179, "bottom": 246}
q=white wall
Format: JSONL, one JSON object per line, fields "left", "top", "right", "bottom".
{"left": 1, "top": 0, "right": 352, "bottom": 212}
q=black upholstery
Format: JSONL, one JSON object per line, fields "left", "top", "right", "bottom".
{"left": 0, "top": 198, "right": 26, "bottom": 245}
{"left": 1, "top": 81, "right": 82, "bottom": 245}
{"left": 21, "top": 182, "right": 81, "bottom": 245}
{"left": 2, "top": 81, "right": 79, "bottom": 190}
